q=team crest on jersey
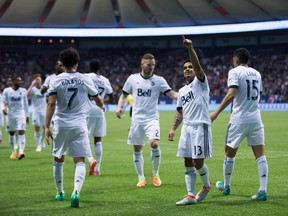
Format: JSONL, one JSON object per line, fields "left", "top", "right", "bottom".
{"left": 151, "top": 81, "right": 155, "bottom": 86}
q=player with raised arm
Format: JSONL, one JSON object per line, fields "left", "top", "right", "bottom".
{"left": 27, "top": 74, "right": 46, "bottom": 152}
{"left": 168, "top": 36, "right": 212, "bottom": 205}
{"left": 45, "top": 47, "right": 104, "bottom": 208}
{"left": 116, "top": 53, "right": 178, "bottom": 187}
{"left": 210, "top": 48, "right": 268, "bottom": 201}
{"left": 2, "top": 76, "right": 29, "bottom": 159}
{"left": 86, "top": 59, "right": 114, "bottom": 176}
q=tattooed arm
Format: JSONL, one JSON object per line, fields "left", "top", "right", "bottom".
{"left": 168, "top": 108, "right": 183, "bottom": 141}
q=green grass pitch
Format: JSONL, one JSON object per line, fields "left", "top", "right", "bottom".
{"left": 0, "top": 111, "right": 287, "bottom": 216}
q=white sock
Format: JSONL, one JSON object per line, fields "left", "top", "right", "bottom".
{"left": 133, "top": 151, "right": 144, "bottom": 179}
{"left": 0, "top": 129, "right": 2, "bottom": 141}
{"left": 257, "top": 155, "right": 268, "bottom": 192}
{"left": 18, "top": 134, "right": 26, "bottom": 153}
{"left": 9, "top": 135, "right": 16, "bottom": 152}
{"left": 197, "top": 164, "right": 210, "bottom": 187}
{"left": 223, "top": 156, "right": 235, "bottom": 188}
{"left": 34, "top": 131, "right": 41, "bottom": 147}
{"left": 53, "top": 161, "right": 64, "bottom": 193}
{"left": 74, "top": 162, "right": 86, "bottom": 193}
{"left": 95, "top": 142, "right": 103, "bottom": 172}
{"left": 151, "top": 147, "right": 161, "bottom": 175}
{"left": 40, "top": 129, "right": 45, "bottom": 144}
{"left": 15, "top": 133, "right": 19, "bottom": 145}
{"left": 185, "top": 167, "right": 197, "bottom": 196}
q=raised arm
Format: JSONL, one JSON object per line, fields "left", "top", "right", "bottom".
{"left": 182, "top": 36, "right": 205, "bottom": 81}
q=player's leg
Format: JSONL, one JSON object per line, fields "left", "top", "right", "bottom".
{"left": 69, "top": 126, "right": 91, "bottom": 207}
{"left": 86, "top": 116, "right": 97, "bottom": 175}
{"left": 147, "top": 120, "right": 161, "bottom": 186}
{"left": 7, "top": 117, "right": 17, "bottom": 158}
{"left": 54, "top": 155, "right": 65, "bottom": 201}
{"left": 249, "top": 123, "right": 268, "bottom": 201}
{"left": 94, "top": 137, "right": 102, "bottom": 175}
{"left": 176, "top": 158, "right": 197, "bottom": 205}
{"left": 129, "top": 123, "right": 146, "bottom": 187}
{"left": 221, "top": 123, "right": 245, "bottom": 195}
{"left": 16, "top": 115, "right": 27, "bottom": 159}
{"left": 8, "top": 131, "right": 17, "bottom": 158}
{"left": 133, "top": 144, "right": 146, "bottom": 187}
{"left": 34, "top": 126, "right": 41, "bottom": 152}
{"left": 92, "top": 116, "right": 106, "bottom": 176}
{"left": 191, "top": 123, "right": 212, "bottom": 202}
{"left": 17, "top": 130, "right": 26, "bottom": 159}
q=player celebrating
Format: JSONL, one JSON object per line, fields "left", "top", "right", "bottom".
{"left": 86, "top": 59, "right": 114, "bottom": 176}
{"left": 27, "top": 74, "right": 46, "bottom": 152}
{"left": 116, "top": 53, "right": 178, "bottom": 187}
{"left": 2, "top": 76, "right": 29, "bottom": 159}
{"left": 210, "top": 48, "right": 268, "bottom": 201}
{"left": 168, "top": 37, "right": 212, "bottom": 205}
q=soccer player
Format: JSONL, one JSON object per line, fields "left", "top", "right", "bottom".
{"left": 210, "top": 48, "right": 268, "bottom": 201}
{"left": 168, "top": 37, "right": 212, "bottom": 205}
{"left": 27, "top": 74, "right": 46, "bottom": 152}
{"left": 85, "top": 59, "right": 114, "bottom": 176}
{"left": 41, "top": 60, "right": 65, "bottom": 94}
{"left": 45, "top": 47, "right": 104, "bottom": 208}
{"left": 5, "top": 77, "right": 19, "bottom": 148}
{"left": 2, "top": 76, "right": 29, "bottom": 159}
{"left": 116, "top": 53, "right": 178, "bottom": 187}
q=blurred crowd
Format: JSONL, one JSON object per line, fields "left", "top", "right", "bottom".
{"left": 1, "top": 46, "right": 287, "bottom": 103}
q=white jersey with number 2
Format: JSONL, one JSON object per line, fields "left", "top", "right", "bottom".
{"left": 122, "top": 73, "right": 172, "bottom": 124}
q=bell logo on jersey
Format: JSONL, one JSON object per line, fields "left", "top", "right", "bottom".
{"left": 137, "top": 89, "right": 151, "bottom": 97}
{"left": 181, "top": 91, "right": 194, "bottom": 105}
{"left": 11, "top": 97, "right": 21, "bottom": 102}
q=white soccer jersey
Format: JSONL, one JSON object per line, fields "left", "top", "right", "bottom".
{"left": 2, "top": 87, "right": 29, "bottom": 118}
{"left": 47, "top": 72, "right": 98, "bottom": 127}
{"left": 42, "top": 73, "right": 56, "bottom": 88}
{"left": 228, "top": 65, "right": 263, "bottom": 124}
{"left": 31, "top": 87, "right": 47, "bottom": 113}
{"left": 122, "top": 73, "right": 172, "bottom": 124}
{"left": 85, "top": 73, "right": 113, "bottom": 118}
{"left": 177, "top": 75, "right": 211, "bottom": 125}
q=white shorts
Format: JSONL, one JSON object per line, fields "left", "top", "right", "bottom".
{"left": 128, "top": 120, "right": 160, "bottom": 145}
{"left": 52, "top": 125, "right": 92, "bottom": 159}
{"left": 87, "top": 116, "right": 106, "bottom": 137}
{"left": 32, "top": 112, "right": 45, "bottom": 126}
{"left": 177, "top": 123, "right": 212, "bottom": 159}
{"left": 225, "top": 122, "right": 264, "bottom": 148}
{"left": 6, "top": 115, "right": 26, "bottom": 131}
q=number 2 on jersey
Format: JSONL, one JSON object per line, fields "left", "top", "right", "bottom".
{"left": 67, "top": 88, "right": 78, "bottom": 109}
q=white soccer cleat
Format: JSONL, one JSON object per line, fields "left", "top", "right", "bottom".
{"left": 196, "top": 185, "right": 211, "bottom": 202}
{"left": 176, "top": 195, "right": 197, "bottom": 206}
{"left": 36, "top": 146, "right": 42, "bottom": 152}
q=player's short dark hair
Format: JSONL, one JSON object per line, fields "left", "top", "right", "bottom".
{"left": 142, "top": 53, "right": 155, "bottom": 61}
{"left": 233, "top": 48, "right": 250, "bottom": 64}
{"left": 90, "top": 59, "right": 100, "bottom": 72}
{"left": 59, "top": 47, "right": 80, "bottom": 68}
